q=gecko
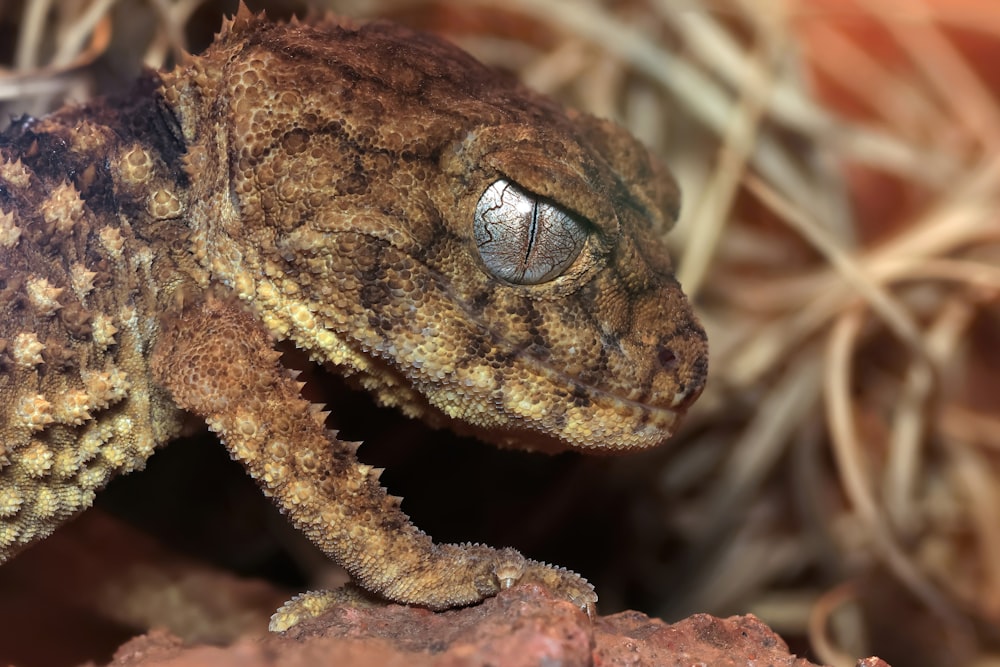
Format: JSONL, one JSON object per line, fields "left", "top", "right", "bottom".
{"left": 0, "top": 5, "right": 707, "bottom": 628}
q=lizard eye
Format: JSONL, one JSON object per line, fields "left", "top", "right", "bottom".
{"left": 474, "top": 179, "right": 587, "bottom": 285}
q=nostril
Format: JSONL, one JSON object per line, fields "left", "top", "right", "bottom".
{"left": 656, "top": 344, "right": 678, "bottom": 371}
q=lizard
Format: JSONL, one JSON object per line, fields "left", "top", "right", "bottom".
{"left": 0, "top": 5, "right": 708, "bottom": 628}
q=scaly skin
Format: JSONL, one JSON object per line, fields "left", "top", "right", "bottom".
{"left": 0, "top": 6, "right": 707, "bottom": 624}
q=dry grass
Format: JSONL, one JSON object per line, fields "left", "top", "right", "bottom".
{"left": 3, "top": 0, "right": 1000, "bottom": 664}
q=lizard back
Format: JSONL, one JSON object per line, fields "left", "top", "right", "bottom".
{"left": 0, "top": 76, "right": 191, "bottom": 557}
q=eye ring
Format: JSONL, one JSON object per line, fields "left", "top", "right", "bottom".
{"left": 473, "top": 179, "right": 588, "bottom": 285}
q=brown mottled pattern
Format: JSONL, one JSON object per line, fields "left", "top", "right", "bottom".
{"left": 0, "top": 6, "right": 707, "bottom": 623}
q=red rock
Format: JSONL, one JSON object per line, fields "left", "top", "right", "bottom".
{"left": 103, "top": 584, "right": 888, "bottom": 667}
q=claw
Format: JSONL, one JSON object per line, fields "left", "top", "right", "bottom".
{"left": 493, "top": 547, "right": 527, "bottom": 589}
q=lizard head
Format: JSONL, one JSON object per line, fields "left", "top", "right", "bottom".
{"left": 164, "top": 12, "right": 707, "bottom": 453}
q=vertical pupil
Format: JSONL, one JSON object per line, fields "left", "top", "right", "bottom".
{"left": 522, "top": 201, "right": 539, "bottom": 273}
{"left": 474, "top": 178, "right": 587, "bottom": 285}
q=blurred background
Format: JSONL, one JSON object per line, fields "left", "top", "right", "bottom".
{"left": 1, "top": 1, "right": 999, "bottom": 665}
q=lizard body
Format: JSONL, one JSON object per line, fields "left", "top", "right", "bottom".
{"left": 0, "top": 7, "right": 707, "bottom": 621}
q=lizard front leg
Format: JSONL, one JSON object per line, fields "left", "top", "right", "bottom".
{"left": 149, "top": 295, "right": 595, "bottom": 627}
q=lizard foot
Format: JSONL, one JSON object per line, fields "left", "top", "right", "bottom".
{"left": 269, "top": 585, "right": 382, "bottom": 632}
{"left": 517, "top": 557, "right": 598, "bottom": 620}
{"left": 269, "top": 550, "right": 596, "bottom": 632}
{"left": 490, "top": 546, "right": 596, "bottom": 618}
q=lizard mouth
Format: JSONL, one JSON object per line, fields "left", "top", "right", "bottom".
{"left": 334, "top": 335, "right": 690, "bottom": 455}
{"left": 456, "top": 350, "right": 687, "bottom": 454}
{"left": 276, "top": 334, "right": 684, "bottom": 456}
{"left": 419, "top": 303, "right": 704, "bottom": 453}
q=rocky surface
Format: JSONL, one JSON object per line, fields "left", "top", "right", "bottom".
{"left": 1, "top": 514, "right": 890, "bottom": 667}
{"left": 102, "top": 585, "right": 886, "bottom": 667}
